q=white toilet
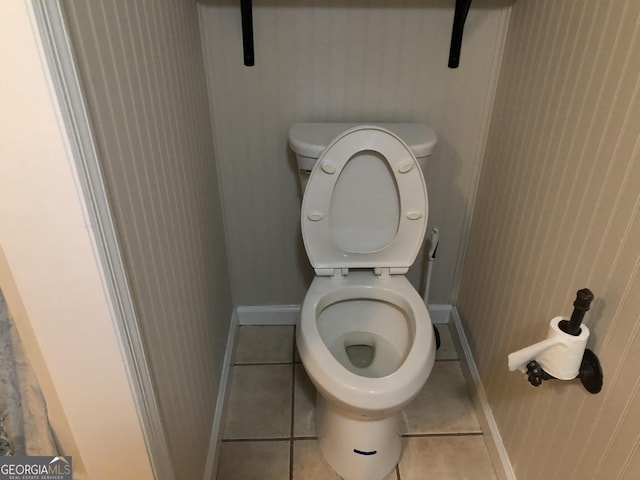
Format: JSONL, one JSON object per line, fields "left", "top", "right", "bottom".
{"left": 289, "top": 123, "right": 438, "bottom": 480}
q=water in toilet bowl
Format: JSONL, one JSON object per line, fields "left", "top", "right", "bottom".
{"left": 329, "top": 331, "right": 402, "bottom": 378}
{"left": 345, "top": 344, "right": 374, "bottom": 368}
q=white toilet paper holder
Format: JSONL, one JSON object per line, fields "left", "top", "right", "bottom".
{"left": 507, "top": 289, "right": 603, "bottom": 394}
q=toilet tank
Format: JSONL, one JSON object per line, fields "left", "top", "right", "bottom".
{"left": 288, "top": 122, "right": 438, "bottom": 192}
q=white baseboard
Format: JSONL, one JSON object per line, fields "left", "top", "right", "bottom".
{"left": 427, "top": 304, "right": 452, "bottom": 324}
{"left": 450, "top": 306, "right": 516, "bottom": 480}
{"left": 236, "top": 303, "right": 452, "bottom": 326}
{"left": 202, "top": 310, "right": 239, "bottom": 480}
{"left": 236, "top": 305, "right": 300, "bottom": 325}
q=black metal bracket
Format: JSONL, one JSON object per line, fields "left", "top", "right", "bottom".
{"left": 449, "top": 0, "right": 472, "bottom": 68}
{"left": 579, "top": 349, "right": 603, "bottom": 394}
{"left": 241, "top": 0, "right": 470, "bottom": 68}
{"left": 525, "top": 360, "right": 555, "bottom": 387}
{"left": 525, "top": 349, "right": 603, "bottom": 394}
{"left": 523, "top": 289, "right": 603, "bottom": 394}
{"left": 240, "top": 0, "right": 254, "bottom": 66}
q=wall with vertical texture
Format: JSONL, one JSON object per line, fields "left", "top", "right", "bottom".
{"left": 199, "top": 0, "right": 512, "bottom": 305}
{"left": 458, "top": 1, "right": 640, "bottom": 478}
{"left": 0, "top": 2, "right": 154, "bottom": 477}
{"left": 62, "top": 1, "right": 233, "bottom": 477}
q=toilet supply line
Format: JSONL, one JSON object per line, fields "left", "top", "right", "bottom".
{"left": 422, "top": 227, "right": 441, "bottom": 351}
{"left": 422, "top": 227, "right": 439, "bottom": 305}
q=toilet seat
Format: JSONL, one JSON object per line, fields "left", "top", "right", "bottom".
{"left": 298, "top": 272, "right": 434, "bottom": 413}
{"left": 294, "top": 124, "right": 436, "bottom": 479}
{"left": 301, "top": 126, "right": 428, "bottom": 276}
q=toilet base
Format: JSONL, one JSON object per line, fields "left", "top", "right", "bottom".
{"left": 316, "top": 393, "right": 402, "bottom": 480}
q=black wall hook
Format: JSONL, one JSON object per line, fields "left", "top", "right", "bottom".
{"left": 449, "top": 0, "right": 472, "bottom": 68}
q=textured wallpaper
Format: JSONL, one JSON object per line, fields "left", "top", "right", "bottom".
{"left": 62, "top": 1, "right": 232, "bottom": 477}
{"left": 458, "top": 1, "right": 640, "bottom": 478}
{"left": 199, "top": 0, "right": 512, "bottom": 305}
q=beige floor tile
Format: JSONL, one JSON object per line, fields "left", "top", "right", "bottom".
{"left": 435, "top": 323, "right": 458, "bottom": 360}
{"left": 293, "top": 439, "right": 398, "bottom": 480}
{"left": 294, "top": 364, "right": 316, "bottom": 438}
{"left": 217, "top": 441, "right": 290, "bottom": 480}
{"left": 223, "top": 364, "right": 292, "bottom": 439}
{"left": 401, "top": 361, "right": 481, "bottom": 434}
{"left": 398, "top": 435, "right": 497, "bottom": 479}
{"left": 235, "top": 325, "right": 294, "bottom": 364}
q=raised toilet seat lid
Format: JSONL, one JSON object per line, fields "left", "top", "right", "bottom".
{"left": 301, "top": 126, "right": 428, "bottom": 275}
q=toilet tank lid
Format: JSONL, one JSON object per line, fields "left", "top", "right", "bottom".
{"left": 288, "top": 122, "right": 438, "bottom": 160}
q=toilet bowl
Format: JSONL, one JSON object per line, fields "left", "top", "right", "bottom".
{"left": 299, "top": 273, "right": 434, "bottom": 414}
{"left": 291, "top": 124, "right": 438, "bottom": 480}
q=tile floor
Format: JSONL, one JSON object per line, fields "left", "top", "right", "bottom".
{"left": 217, "top": 323, "right": 498, "bottom": 480}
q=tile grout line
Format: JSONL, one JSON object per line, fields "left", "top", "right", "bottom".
{"left": 219, "top": 436, "right": 317, "bottom": 443}
{"left": 402, "top": 431, "right": 484, "bottom": 438}
{"left": 221, "top": 437, "right": 291, "bottom": 443}
{"left": 220, "top": 431, "right": 484, "bottom": 443}
{"left": 289, "top": 324, "right": 297, "bottom": 480}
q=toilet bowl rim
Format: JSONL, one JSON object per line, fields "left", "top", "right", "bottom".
{"left": 297, "top": 274, "right": 435, "bottom": 411}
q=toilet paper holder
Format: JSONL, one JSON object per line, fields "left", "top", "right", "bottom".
{"left": 508, "top": 289, "right": 603, "bottom": 394}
